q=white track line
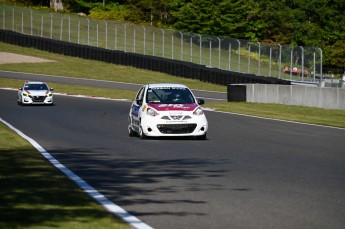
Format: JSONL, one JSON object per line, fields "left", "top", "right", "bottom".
{"left": 0, "top": 118, "right": 153, "bottom": 229}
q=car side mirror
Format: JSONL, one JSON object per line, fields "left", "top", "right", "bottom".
{"left": 19, "top": 88, "right": 22, "bottom": 91}
{"left": 50, "top": 88, "right": 54, "bottom": 91}
{"left": 197, "top": 99, "right": 205, "bottom": 105}
{"left": 136, "top": 99, "right": 143, "bottom": 106}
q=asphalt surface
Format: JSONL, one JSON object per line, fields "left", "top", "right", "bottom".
{"left": 0, "top": 70, "right": 227, "bottom": 102}
{"left": 1, "top": 87, "right": 344, "bottom": 229}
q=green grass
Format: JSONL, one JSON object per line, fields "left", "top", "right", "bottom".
{"left": 0, "top": 123, "right": 131, "bottom": 229}
{"left": 0, "top": 42, "right": 227, "bottom": 93}
{"left": 209, "top": 102, "right": 345, "bottom": 129}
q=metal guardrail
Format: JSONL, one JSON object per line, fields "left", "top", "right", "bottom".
{"left": 0, "top": 5, "right": 323, "bottom": 84}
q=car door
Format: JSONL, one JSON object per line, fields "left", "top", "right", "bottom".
{"left": 130, "top": 86, "right": 145, "bottom": 132}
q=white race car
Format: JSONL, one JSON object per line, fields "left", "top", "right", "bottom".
{"left": 128, "top": 83, "right": 208, "bottom": 139}
{"left": 17, "top": 81, "right": 54, "bottom": 105}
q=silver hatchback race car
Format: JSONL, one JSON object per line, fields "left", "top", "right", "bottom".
{"left": 128, "top": 83, "right": 208, "bottom": 139}
{"left": 17, "top": 81, "right": 54, "bottom": 105}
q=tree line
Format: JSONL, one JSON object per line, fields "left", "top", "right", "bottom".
{"left": 5, "top": 0, "right": 345, "bottom": 73}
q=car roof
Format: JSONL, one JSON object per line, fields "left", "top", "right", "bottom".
{"left": 25, "top": 81, "right": 47, "bottom": 85}
{"left": 147, "top": 83, "right": 188, "bottom": 88}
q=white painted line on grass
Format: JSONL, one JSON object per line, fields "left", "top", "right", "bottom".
{"left": 0, "top": 117, "right": 154, "bottom": 229}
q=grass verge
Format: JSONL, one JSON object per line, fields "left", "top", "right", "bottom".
{"left": 0, "top": 122, "right": 131, "bottom": 229}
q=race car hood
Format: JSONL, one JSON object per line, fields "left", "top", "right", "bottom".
{"left": 148, "top": 103, "right": 198, "bottom": 111}
{"left": 25, "top": 90, "right": 49, "bottom": 96}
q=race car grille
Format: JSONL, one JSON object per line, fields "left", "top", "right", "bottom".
{"left": 30, "top": 95, "right": 46, "bottom": 102}
{"left": 157, "top": 124, "right": 197, "bottom": 134}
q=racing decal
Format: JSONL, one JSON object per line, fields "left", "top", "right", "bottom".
{"left": 148, "top": 103, "right": 198, "bottom": 111}
{"left": 131, "top": 105, "right": 140, "bottom": 117}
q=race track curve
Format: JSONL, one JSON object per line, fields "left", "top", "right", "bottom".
{"left": 0, "top": 88, "right": 344, "bottom": 229}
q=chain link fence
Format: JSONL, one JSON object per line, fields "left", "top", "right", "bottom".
{"left": 1, "top": 5, "right": 323, "bottom": 84}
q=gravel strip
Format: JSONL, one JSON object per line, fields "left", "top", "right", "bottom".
{"left": 0, "top": 52, "right": 55, "bottom": 64}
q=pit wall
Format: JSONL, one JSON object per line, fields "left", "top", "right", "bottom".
{"left": 227, "top": 84, "right": 345, "bottom": 110}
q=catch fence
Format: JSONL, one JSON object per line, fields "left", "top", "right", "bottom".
{"left": 0, "top": 5, "right": 323, "bottom": 84}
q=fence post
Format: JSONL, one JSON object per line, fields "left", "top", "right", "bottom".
{"left": 317, "top": 47, "right": 323, "bottom": 84}
{"left": 30, "top": 10, "right": 33, "bottom": 35}
{"left": 172, "top": 34, "right": 174, "bottom": 59}
{"left": 228, "top": 43, "right": 231, "bottom": 70}
{"left": 60, "top": 17, "right": 63, "bottom": 40}
{"left": 153, "top": 31, "right": 155, "bottom": 56}
{"left": 300, "top": 46, "right": 304, "bottom": 81}
{"left": 269, "top": 46, "right": 272, "bottom": 77}
{"left": 3, "top": 9, "right": 5, "bottom": 30}
{"left": 133, "top": 28, "right": 136, "bottom": 53}
{"left": 217, "top": 37, "right": 221, "bottom": 69}
{"left": 105, "top": 21, "right": 107, "bottom": 49}
{"left": 290, "top": 48, "right": 293, "bottom": 80}
{"left": 142, "top": 26, "right": 146, "bottom": 55}
{"left": 41, "top": 15, "right": 43, "bottom": 37}
{"left": 68, "top": 16, "right": 70, "bottom": 42}
{"left": 12, "top": 7, "right": 14, "bottom": 31}
{"left": 96, "top": 23, "right": 99, "bottom": 47}
{"left": 161, "top": 29, "right": 164, "bottom": 58}
{"left": 78, "top": 20, "right": 80, "bottom": 44}
{"left": 313, "top": 52, "right": 316, "bottom": 82}
{"left": 50, "top": 13, "right": 53, "bottom": 39}
{"left": 179, "top": 31, "right": 183, "bottom": 60}
{"left": 21, "top": 12, "right": 23, "bottom": 34}
{"left": 87, "top": 18, "right": 89, "bottom": 45}
{"left": 248, "top": 44, "right": 251, "bottom": 73}
{"left": 124, "top": 24, "right": 127, "bottom": 52}
{"left": 190, "top": 37, "right": 192, "bottom": 62}
{"left": 209, "top": 40, "right": 212, "bottom": 67}
{"left": 115, "top": 25, "right": 117, "bottom": 50}
{"left": 257, "top": 42, "right": 261, "bottom": 76}
{"left": 237, "top": 39, "right": 241, "bottom": 72}
{"left": 198, "top": 34, "right": 202, "bottom": 65}
{"left": 278, "top": 44, "right": 282, "bottom": 79}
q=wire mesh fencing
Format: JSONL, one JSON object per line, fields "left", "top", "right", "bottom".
{"left": 0, "top": 5, "right": 323, "bottom": 84}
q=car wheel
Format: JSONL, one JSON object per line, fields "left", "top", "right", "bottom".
{"left": 128, "top": 122, "right": 136, "bottom": 137}
{"left": 139, "top": 126, "right": 148, "bottom": 139}
{"left": 197, "top": 133, "right": 207, "bottom": 140}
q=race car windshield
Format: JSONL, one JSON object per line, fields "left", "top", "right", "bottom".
{"left": 147, "top": 87, "right": 195, "bottom": 104}
{"left": 24, "top": 84, "right": 49, "bottom": 90}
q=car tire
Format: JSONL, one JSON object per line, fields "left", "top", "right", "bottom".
{"left": 139, "top": 126, "right": 148, "bottom": 139}
{"left": 128, "top": 117, "right": 136, "bottom": 137}
{"left": 197, "top": 133, "right": 207, "bottom": 140}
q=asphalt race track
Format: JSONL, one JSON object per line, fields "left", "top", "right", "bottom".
{"left": 0, "top": 70, "right": 227, "bottom": 103}
{"left": 1, "top": 87, "right": 345, "bottom": 229}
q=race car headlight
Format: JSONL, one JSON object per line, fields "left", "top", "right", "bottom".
{"left": 193, "top": 108, "right": 204, "bottom": 116}
{"left": 147, "top": 107, "right": 159, "bottom": 117}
